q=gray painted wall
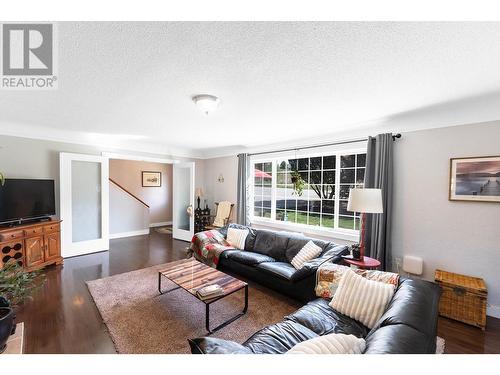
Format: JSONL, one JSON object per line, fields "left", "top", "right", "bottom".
{"left": 202, "top": 155, "right": 238, "bottom": 221}
{"left": 109, "top": 183, "right": 149, "bottom": 236}
{"left": 3, "top": 123, "right": 499, "bottom": 316}
{"left": 392, "top": 120, "right": 500, "bottom": 317}
{"left": 0, "top": 134, "right": 205, "bottom": 217}
{"left": 109, "top": 159, "right": 173, "bottom": 224}
{"left": 201, "top": 121, "right": 500, "bottom": 317}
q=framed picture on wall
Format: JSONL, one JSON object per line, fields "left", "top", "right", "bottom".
{"left": 142, "top": 171, "right": 161, "bottom": 187}
{"left": 449, "top": 156, "right": 500, "bottom": 202}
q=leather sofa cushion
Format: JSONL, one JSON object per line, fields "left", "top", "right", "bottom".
{"left": 243, "top": 320, "right": 319, "bottom": 354}
{"left": 285, "top": 237, "right": 331, "bottom": 263}
{"left": 364, "top": 324, "right": 436, "bottom": 354}
{"left": 224, "top": 250, "right": 276, "bottom": 266}
{"left": 286, "top": 298, "right": 369, "bottom": 338}
{"left": 257, "top": 262, "right": 296, "bottom": 281}
{"left": 253, "top": 230, "right": 290, "bottom": 261}
{"left": 189, "top": 337, "right": 252, "bottom": 354}
{"left": 286, "top": 245, "right": 349, "bottom": 282}
{"left": 371, "top": 278, "right": 441, "bottom": 337}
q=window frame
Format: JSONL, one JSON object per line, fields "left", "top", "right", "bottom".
{"left": 249, "top": 146, "right": 366, "bottom": 241}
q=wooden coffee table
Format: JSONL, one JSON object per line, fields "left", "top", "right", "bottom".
{"left": 158, "top": 258, "right": 248, "bottom": 334}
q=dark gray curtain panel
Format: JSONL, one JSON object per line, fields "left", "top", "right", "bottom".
{"left": 237, "top": 153, "right": 250, "bottom": 225}
{"left": 363, "top": 133, "right": 394, "bottom": 270}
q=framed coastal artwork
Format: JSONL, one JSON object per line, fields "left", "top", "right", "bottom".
{"left": 142, "top": 171, "right": 161, "bottom": 187}
{"left": 449, "top": 156, "right": 500, "bottom": 202}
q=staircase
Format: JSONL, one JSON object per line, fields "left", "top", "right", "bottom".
{"left": 109, "top": 178, "right": 151, "bottom": 239}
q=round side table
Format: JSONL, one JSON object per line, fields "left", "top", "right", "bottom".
{"left": 342, "top": 255, "right": 381, "bottom": 270}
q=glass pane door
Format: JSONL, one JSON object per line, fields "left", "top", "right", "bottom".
{"left": 173, "top": 162, "right": 194, "bottom": 241}
{"left": 60, "top": 153, "right": 109, "bottom": 257}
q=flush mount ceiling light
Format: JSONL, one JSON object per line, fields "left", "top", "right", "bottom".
{"left": 192, "top": 94, "right": 220, "bottom": 115}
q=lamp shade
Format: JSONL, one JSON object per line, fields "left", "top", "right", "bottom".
{"left": 195, "top": 187, "right": 204, "bottom": 198}
{"left": 347, "top": 188, "right": 383, "bottom": 213}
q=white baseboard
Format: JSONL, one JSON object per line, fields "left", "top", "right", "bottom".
{"left": 487, "top": 304, "right": 500, "bottom": 319}
{"left": 110, "top": 229, "right": 150, "bottom": 239}
{"left": 149, "top": 221, "right": 172, "bottom": 228}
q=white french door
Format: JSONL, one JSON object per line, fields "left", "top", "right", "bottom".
{"left": 172, "top": 162, "right": 195, "bottom": 242}
{"left": 60, "top": 153, "right": 109, "bottom": 257}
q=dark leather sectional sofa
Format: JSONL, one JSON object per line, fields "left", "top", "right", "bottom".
{"left": 190, "top": 224, "right": 441, "bottom": 354}
{"left": 190, "top": 277, "right": 441, "bottom": 354}
{"left": 217, "top": 224, "right": 349, "bottom": 302}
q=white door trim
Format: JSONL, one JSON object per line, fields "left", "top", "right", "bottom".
{"left": 101, "top": 152, "right": 178, "bottom": 165}
{"left": 60, "top": 152, "right": 110, "bottom": 258}
{"left": 172, "top": 162, "right": 195, "bottom": 242}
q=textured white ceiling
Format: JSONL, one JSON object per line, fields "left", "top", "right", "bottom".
{"left": 2, "top": 22, "right": 500, "bottom": 158}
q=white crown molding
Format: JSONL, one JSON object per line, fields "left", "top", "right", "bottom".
{"left": 3, "top": 89, "right": 500, "bottom": 161}
{"left": 199, "top": 90, "right": 500, "bottom": 159}
{"left": 0, "top": 121, "right": 204, "bottom": 159}
{"left": 102, "top": 152, "right": 178, "bottom": 164}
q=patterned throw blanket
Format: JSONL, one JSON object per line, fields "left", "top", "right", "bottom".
{"left": 189, "top": 230, "right": 235, "bottom": 268}
{"left": 315, "top": 263, "right": 399, "bottom": 299}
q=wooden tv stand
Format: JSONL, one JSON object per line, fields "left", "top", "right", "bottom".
{"left": 0, "top": 220, "right": 63, "bottom": 271}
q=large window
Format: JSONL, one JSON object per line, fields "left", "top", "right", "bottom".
{"left": 251, "top": 151, "right": 366, "bottom": 234}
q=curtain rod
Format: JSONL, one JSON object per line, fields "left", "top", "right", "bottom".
{"left": 246, "top": 133, "right": 401, "bottom": 157}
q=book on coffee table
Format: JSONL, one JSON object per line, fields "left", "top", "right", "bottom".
{"left": 196, "top": 284, "right": 223, "bottom": 300}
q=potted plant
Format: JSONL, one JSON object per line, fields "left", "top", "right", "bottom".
{"left": 290, "top": 171, "right": 305, "bottom": 197}
{"left": 0, "top": 260, "right": 45, "bottom": 350}
{"left": 0, "top": 298, "right": 14, "bottom": 353}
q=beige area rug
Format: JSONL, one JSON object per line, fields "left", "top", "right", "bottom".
{"left": 2, "top": 323, "right": 24, "bottom": 355}
{"left": 155, "top": 226, "right": 172, "bottom": 234}
{"left": 436, "top": 336, "right": 445, "bottom": 354}
{"left": 86, "top": 263, "right": 301, "bottom": 354}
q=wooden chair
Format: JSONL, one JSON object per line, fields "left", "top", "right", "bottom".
{"left": 205, "top": 201, "right": 235, "bottom": 230}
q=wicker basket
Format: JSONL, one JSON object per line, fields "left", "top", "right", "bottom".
{"left": 435, "top": 269, "right": 487, "bottom": 330}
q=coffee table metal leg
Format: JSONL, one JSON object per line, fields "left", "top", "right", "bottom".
{"left": 158, "top": 273, "right": 181, "bottom": 295}
{"left": 206, "top": 285, "right": 248, "bottom": 334}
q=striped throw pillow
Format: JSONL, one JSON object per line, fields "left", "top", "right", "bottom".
{"left": 226, "top": 227, "right": 248, "bottom": 250}
{"left": 329, "top": 268, "right": 395, "bottom": 329}
{"left": 287, "top": 333, "right": 366, "bottom": 354}
{"left": 291, "top": 240, "right": 322, "bottom": 269}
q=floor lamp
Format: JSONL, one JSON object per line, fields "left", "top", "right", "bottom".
{"left": 347, "top": 188, "right": 383, "bottom": 260}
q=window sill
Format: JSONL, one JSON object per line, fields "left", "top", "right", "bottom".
{"left": 250, "top": 217, "right": 359, "bottom": 243}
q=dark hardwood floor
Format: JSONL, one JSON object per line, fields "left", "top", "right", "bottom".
{"left": 14, "top": 231, "right": 500, "bottom": 354}
{"left": 438, "top": 315, "right": 500, "bottom": 354}
{"left": 16, "top": 231, "right": 189, "bottom": 354}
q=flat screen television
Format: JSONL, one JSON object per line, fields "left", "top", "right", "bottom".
{"left": 0, "top": 179, "right": 56, "bottom": 225}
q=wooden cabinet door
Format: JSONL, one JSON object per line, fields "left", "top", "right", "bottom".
{"left": 25, "top": 236, "right": 45, "bottom": 268}
{"left": 44, "top": 232, "right": 60, "bottom": 261}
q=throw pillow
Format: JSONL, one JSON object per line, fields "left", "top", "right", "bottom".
{"left": 329, "top": 269, "right": 395, "bottom": 329}
{"left": 290, "top": 240, "right": 322, "bottom": 269}
{"left": 286, "top": 333, "right": 366, "bottom": 354}
{"left": 226, "top": 227, "right": 248, "bottom": 250}
{"left": 315, "top": 263, "right": 399, "bottom": 298}
{"left": 228, "top": 224, "right": 256, "bottom": 250}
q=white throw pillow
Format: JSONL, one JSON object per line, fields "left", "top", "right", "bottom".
{"left": 226, "top": 227, "right": 248, "bottom": 250}
{"left": 287, "top": 333, "right": 366, "bottom": 354}
{"left": 291, "top": 240, "right": 322, "bottom": 269}
{"left": 329, "top": 268, "right": 395, "bottom": 329}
